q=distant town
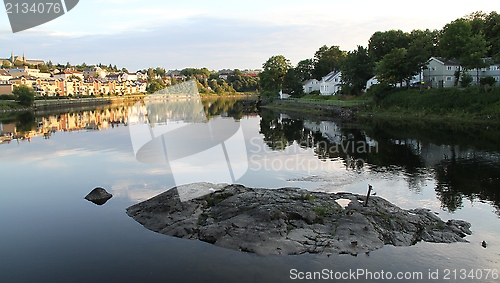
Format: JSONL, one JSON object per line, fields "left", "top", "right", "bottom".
{"left": 0, "top": 52, "right": 261, "bottom": 97}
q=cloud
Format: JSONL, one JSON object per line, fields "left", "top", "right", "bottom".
{"left": 2, "top": 0, "right": 499, "bottom": 70}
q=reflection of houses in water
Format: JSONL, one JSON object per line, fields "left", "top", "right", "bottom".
{"left": 303, "top": 121, "right": 343, "bottom": 144}
{"left": 0, "top": 122, "right": 38, "bottom": 142}
{"left": 39, "top": 108, "right": 129, "bottom": 133}
{"left": 1, "top": 107, "right": 131, "bottom": 144}
{"left": 302, "top": 120, "right": 378, "bottom": 148}
{"left": 390, "top": 139, "right": 500, "bottom": 166}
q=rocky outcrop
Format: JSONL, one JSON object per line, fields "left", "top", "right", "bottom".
{"left": 85, "top": 187, "right": 113, "bottom": 205}
{"left": 126, "top": 184, "right": 471, "bottom": 256}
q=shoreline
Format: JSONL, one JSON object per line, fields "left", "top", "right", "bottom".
{"left": 0, "top": 93, "right": 257, "bottom": 114}
{"left": 265, "top": 99, "right": 500, "bottom": 126}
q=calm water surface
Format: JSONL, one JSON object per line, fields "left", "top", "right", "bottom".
{"left": 1, "top": 99, "right": 499, "bottom": 282}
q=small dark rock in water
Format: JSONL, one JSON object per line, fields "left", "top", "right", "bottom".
{"left": 126, "top": 183, "right": 472, "bottom": 256}
{"left": 85, "top": 187, "right": 113, "bottom": 205}
{"left": 482, "top": 241, "right": 487, "bottom": 248}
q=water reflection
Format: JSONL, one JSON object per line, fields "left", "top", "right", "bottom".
{"left": 3, "top": 102, "right": 499, "bottom": 217}
{"left": 0, "top": 97, "right": 253, "bottom": 144}
{"left": 258, "top": 109, "right": 500, "bottom": 216}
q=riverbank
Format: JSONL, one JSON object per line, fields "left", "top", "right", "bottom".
{"left": 266, "top": 87, "right": 500, "bottom": 125}
{"left": 262, "top": 98, "right": 365, "bottom": 121}
{"left": 366, "top": 87, "right": 500, "bottom": 124}
{"left": 0, "top": 95, "right": 144, "bottom": 114}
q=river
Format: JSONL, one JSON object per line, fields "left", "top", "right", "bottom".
{"left": 0, "top": 98, "right": 499, "bottom": 282}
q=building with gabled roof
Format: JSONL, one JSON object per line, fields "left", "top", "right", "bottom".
{"left": 423, "top": 57, "right": 500, "bottom": 88}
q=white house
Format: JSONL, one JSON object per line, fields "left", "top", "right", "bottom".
{"left": 136, "top": 71, "right": 147, "bottom": 80}
{"left": 0, "top": 70, "right": 12, "bottom": 83}
{"left": 53, "top": 70, "right": 84, "bottom": 80}
{"left": 303, "top": 79, "right": 320, "bottom": 94}
{"left": 6, "top": 66, "right": 51, "bottom": 79}
{"left": 320, "top": 71, "right": 342, "bottom": 95}
{"left": 365, "top": 73, "right": 421, "bottom": 90}
{"left": 120, "top": 72, "right": 138, "bottom": 81}
{"left": 365, "top": 76, "right": 379, "bottom": 91}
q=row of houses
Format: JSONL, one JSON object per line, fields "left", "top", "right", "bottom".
{"left": 0, "top": 66, "right": 149, "bottom": 96}
{"left": 302, "top": 57, "right": 500, "bottom": 95}
{"left": 424, "top": 57, "right": 500, "bottom": 88}
{"left": 0, "top": 76, "right": 148, "bottom": 97}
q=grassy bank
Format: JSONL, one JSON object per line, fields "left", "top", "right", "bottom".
{"left": 362, "top": 87, "right": 500, "bottom": 124}
{"left": 261, "top": 102, "right": 331, "bottom": 115}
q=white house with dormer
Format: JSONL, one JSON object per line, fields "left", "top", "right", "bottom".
{"left": 319, "top": 71, "right": 342, "bottom": 95}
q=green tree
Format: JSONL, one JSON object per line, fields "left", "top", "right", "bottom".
{"left": 154, "top": 67, "right": 166, "bottom": 78}
{"left": 146, "top": 79, "right": 166, "bottom": 93}
{"left": 439, "top": 19, "right": 474, "bottom": 85}
{"left": 368, "top": 30, "right": 411, "bottom": 62}
{"left": 283, "top": 68, "right": 304, "bottom": 97}
{"left": 460, "top": 33, "right": 489, "bottom": 86}
{"left": 13, "top": 85, "right": 35, "bottom": 107}
{"left": 439, "top": 19, "right": 471, "bottom": 61}
{"left": 376, "top": 48, "right": 409, "bottom": 86}
{"left": 147, "top": 68, "right": 155, "bottom": 81}
{"left": 480, "top": 76, "right": 496, "bottom": 87}
{"left": 464, "top": 11, "right": 500, "bottom": 59}
{"left": 406, "top": 29, "right": 439, "bottom": 81}
{"left": 312, "top": 45, "right": 345, "bottom": 80}
{"left": 259, "top": 55, "right": 291, "bottom": 95}
{"left": 295, "top": 59, "right": 314, "bottom": 81}
{"left": 484, "top": 11, "right": 500, "bottom": 60}
{"left": 340, "top": 46, "right": 375, "bottom": 95}
{"left": 38, "top": 63, "right": 50, "bottom": 73}
{"left": 1, "top": 60, "right": 11, "bottom": 68}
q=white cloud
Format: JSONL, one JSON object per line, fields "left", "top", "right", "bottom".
{"left": 1, "top": 0, "right": 499, "bottom": 70}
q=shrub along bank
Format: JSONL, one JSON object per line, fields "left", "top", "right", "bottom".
{"left": 364, "top": 85, "right": 500, "bottom": 123}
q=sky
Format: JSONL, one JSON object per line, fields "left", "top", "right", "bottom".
{"left": 0, "top": 0, "right": 498, "bottom": 72}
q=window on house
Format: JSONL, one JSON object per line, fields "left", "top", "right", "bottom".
{"left": 495, "top": 77, "right": 499, "bottom": 82}
{"left": 447, "top": 66, "right": 453, "bottom": 71}
{"left": 446, "top": 76, "right": 452, "bottom": 81}
{"left": 431, "top": 67, "right": 436, "bottom": 71}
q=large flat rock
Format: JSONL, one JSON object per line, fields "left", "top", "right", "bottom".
{"left": 126, "top": 183, "right": 471, "bottom": 256}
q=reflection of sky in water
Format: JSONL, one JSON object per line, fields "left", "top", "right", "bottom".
{"left": 1, "top": 110, "right": 500, "bottom": 282}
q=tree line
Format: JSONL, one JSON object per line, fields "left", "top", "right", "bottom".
{"left": 259, "top": 11, "right": 500, "bottom": 97}
{"left": 146, "top": 67, "right": 259, "bottom": 94}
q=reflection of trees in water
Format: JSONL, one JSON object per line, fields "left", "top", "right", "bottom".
{"left": 202, "top": 98, "right": 244, "bottom": 120}
{"left": 366, "top": 120, "right": 500, "bottom": 215}
{"left": 142, "top": 97, "right": 245, "bottom": 124}
{"left": 435, "top": 156, "right": 500, "bottom": 215}
{"left": 259, "top": 112, "right": 305, "bottom": 151}
{"left": 259, "top": 111, "right": 376, "bottom": 169}
{"left": 259, "top": 110, "right": 500, "bottom": 215}
{"left": 16, "top": 112, "right": 37, "bottom": 134}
